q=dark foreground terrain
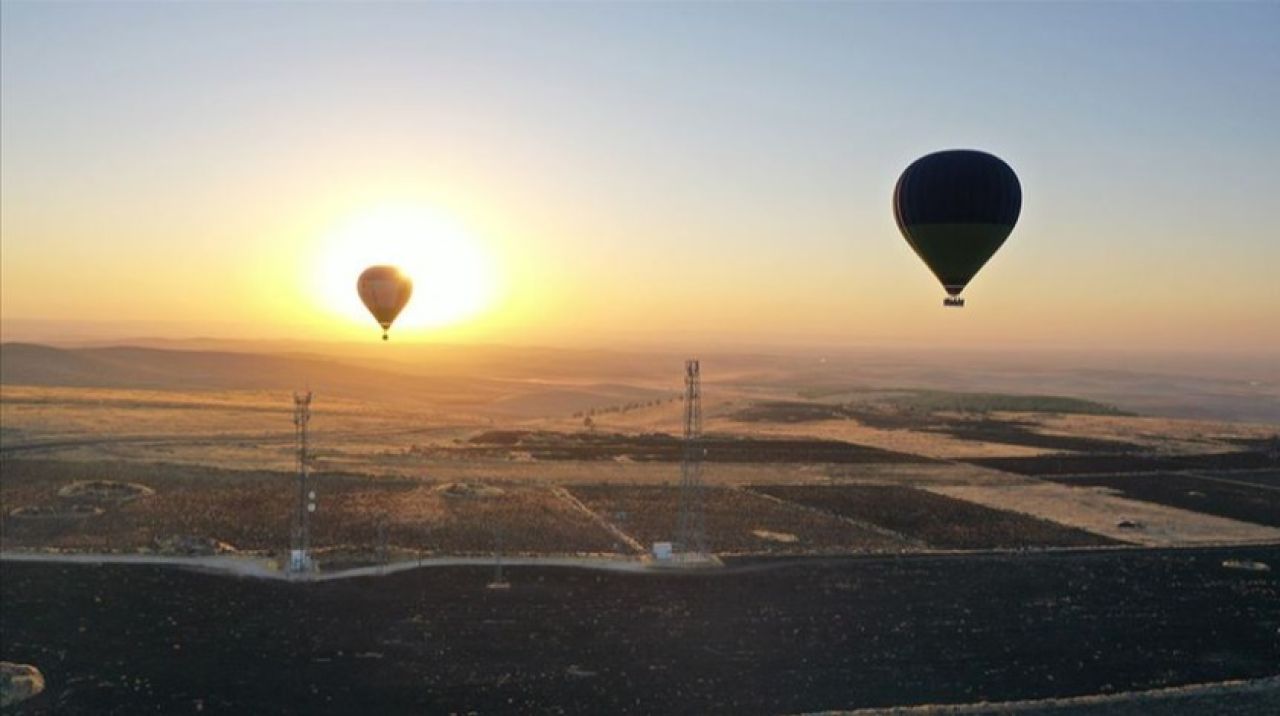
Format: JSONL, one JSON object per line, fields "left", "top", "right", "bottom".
{"left": 3, "top": 548, "right": 1278, "bottom": 715}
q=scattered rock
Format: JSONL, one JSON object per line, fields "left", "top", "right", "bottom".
{"left": 0, "top": 662, "right": 45, "bottom": 708}
{"left": 1222, "top": 559, "right": 1271, "bottom": 573}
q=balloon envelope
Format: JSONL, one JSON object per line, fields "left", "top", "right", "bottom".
{"left": 893, "top": 150, "right": 1021, "bottom": 297}
{"left": 357, "top": 265, "right": 413, "bottom": 339}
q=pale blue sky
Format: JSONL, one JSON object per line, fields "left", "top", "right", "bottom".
{"left": 2, "top": 1, "right": 1278, "bottom": 349}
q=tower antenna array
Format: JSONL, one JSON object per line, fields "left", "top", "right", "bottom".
{"left": 290, "top": 390, "right": 315, "bottom": 573}
{"left": 675, "top": 359, "right": 706, "bottom": 556}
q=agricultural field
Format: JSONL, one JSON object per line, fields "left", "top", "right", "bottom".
{"left": 1046, "top": 473, "right": 1280, "bottom": 528}
{"left": 714, "top": 407, "right": 1276, "bottom": 464}
{"left": 464, "top": 430, "right": 932, "bottom": 464}
{"left": 0, "top": 459, "right": 620, "bottom": 558}
{"left": 567, "top": 485, "right": 910, "bottom": 554}
{"left": 790, "top": 388, "right": 1134, "bottom": 416}
{"left": 749, "top": 484, "right": 1118, "bottom": 549}
{"left": 924, "top": 482, "right": 1280, "bottom": 548}
{"left": 8, "top": 454, "right": 1280, "bottom": 560}
{"left": 713, "top": 418, "right": 1056, "bottom": 460}
{"left": 1, "top": 350, "right": 1278, "bottom": 714}
{"left": 1029, "top": 414, "right": 1277, "bottom": 454}
{"left": 0, "top": 385, "right": 488, "bottom": 476}
{"left": 930, "top": 419, "right": 1143, "bottom": 453}
{"left": 1202, "top": 469, "right": 1280, "bottom": 489}
{"left": 729, "top": 399, "right": 1143, "bottom": 454}
{"left": 3, "top": 370, "right": 1279, "bottom": 562}
{"left": 970, "top": 450, "right": 1280, "bottom": 476}
{"left": 721, "top": 390, "right": 1278, "bottom": 464}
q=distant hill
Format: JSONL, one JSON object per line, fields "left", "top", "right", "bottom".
{"left": 0, "top": 343, "right": 674, "bottom": 417}
{"left": 0, "top": 343, "right": 505, "bottom": 408}
{"left": 2, "top": 342, "right": 1276, "bottom": 423}
{"left": 6, "top": 336, "right": 686, "bottom": 385}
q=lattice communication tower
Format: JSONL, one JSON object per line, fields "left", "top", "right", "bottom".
{"left": 674, "top": 359, "right": 706, "bottom": 555}
{"left": 290, "top": 390, "right": 315, "bottom": 573}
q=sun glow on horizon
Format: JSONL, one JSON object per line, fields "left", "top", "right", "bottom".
{"left": 313, "top": 205, "right": 499, "bottom": 334}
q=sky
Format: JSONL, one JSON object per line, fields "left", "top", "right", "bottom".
{"left": 2, "top": 1, "right": 1278, "bottom": 352}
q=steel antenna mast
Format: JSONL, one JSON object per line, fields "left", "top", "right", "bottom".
{"left": 290, "top": 390, "right": 315, "bottom": 573}
{"left": 675, "top": 359, "right": 706, "bottom": 556}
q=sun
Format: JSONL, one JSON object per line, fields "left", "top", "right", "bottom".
{"left": 314, "top": 205, "right": 497, "bottom": 333}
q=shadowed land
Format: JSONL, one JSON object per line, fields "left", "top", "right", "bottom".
{"left": 2, "top": 547, "right": 1278, "bottom": 714}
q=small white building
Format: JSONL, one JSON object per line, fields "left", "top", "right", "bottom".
{"left": 289, "top": 549, "right": 314, "bottom": 573}
{"left": 651, "top": 541, "right": 673, "bottom": 561}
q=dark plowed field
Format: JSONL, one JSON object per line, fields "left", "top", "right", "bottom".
{"left": 750, "top": 485, "right": 1117, "bottom": 549}
{"left": 3, "top": 549, "right": 1278, "bottom": 714}
{"left": 971, "top": 451, "right": 1277, "bottom": 476}
{"left": 971, "top": 454, "right": 1181, "bottom": 475}
{"left": 1169, "top": 453, "right": 1280, "bottom": 471}
{"left": 465, "top": 430, "right": 932, "bottom": 463}
{"left": 1202, "top": 470, "right": 1280, "bottom": 489}
{"left": 727, "top": 403, "right": 1142, "bottom": 453}
{"left": 929, "top": 422, "right": 1142, "bottom": 453}
{"left": 1047, "top": 474, "right": 1280, "bottom": 528}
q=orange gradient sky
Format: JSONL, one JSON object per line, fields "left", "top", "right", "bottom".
{"left": 2, "top": 3, "right": 1278, "bottom": 352}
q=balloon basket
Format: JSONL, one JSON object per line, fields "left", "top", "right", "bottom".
{"left": 943, "top": 297, "right": 965, "bottom": 308}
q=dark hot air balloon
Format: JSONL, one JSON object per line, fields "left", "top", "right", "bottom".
{"left": 357, "top": 265, "right": 413, "bottom": 340}
{"left": 893, "top": 150, "right": 1021, "bottom": 307}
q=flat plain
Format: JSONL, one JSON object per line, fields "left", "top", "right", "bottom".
{"left": 2, "top": 342, "right": 1279, "bottom": 712}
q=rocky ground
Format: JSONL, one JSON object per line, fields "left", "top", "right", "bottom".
{"left": 2, "top": 547, "right": 1278, "bottom": 714}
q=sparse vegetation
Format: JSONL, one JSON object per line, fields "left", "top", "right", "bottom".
{"left": 0, "top": 459, "right": 619, "bottom": 557}
{"left": 570, "top": 396, "right": 678, "bottom": 419}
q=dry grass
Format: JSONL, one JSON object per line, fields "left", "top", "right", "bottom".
{"left": 926, "top": 482, "right": 1280, "bottom": 547}
{"left": 1028, "top": 413, "right": 1278, "bottom": 454}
